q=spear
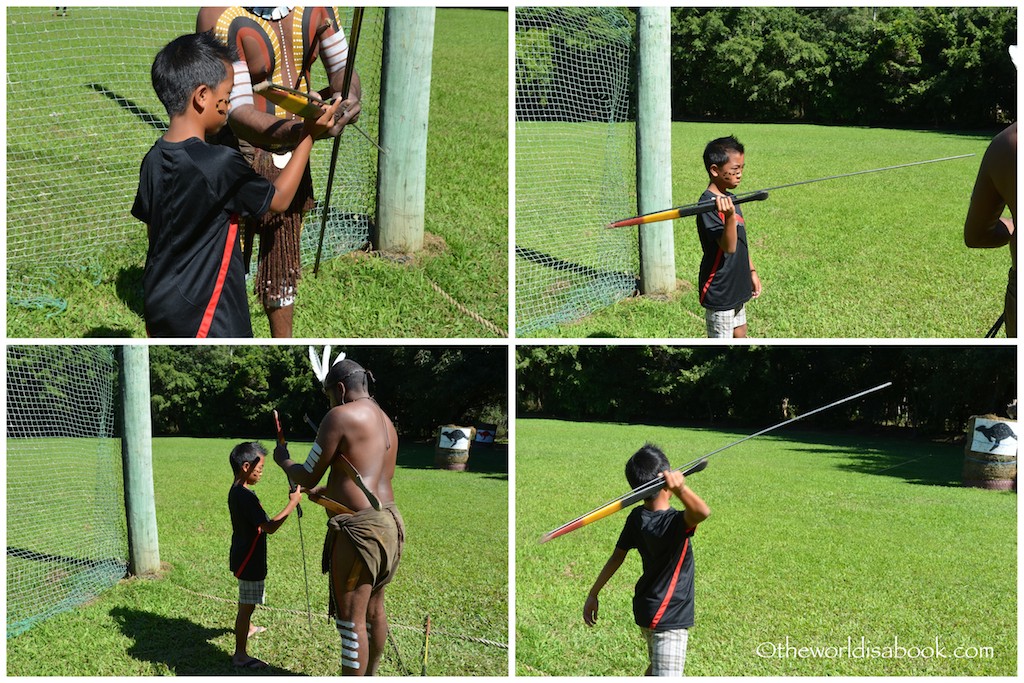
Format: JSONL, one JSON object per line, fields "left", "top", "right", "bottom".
{"left": 314, "top": 7, "right": 364, "bottom": 276}
{"left": 274, "top": 410, "right": 313, "bottom": 636}
{"left": 606, "top": 154, "right": 975, "bottom": 229}
{"left": 539, "top": 382, "right": 892, "bottom": 544}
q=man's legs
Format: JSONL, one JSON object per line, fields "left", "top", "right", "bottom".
{"left": 332, "top": 537, "right": 374, "bottom": 675}
{"left": 366, "top": 588, "right": 389, "bottom": 675}
{"left": 266, "top": 303, "right": 294, "bottom": 338}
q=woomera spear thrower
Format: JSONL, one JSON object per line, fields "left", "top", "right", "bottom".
{"left": 539, "top": 381, "right": 893, "bottom": 544}
{"left": 606, "top": 155, "right": 975, "bottom": 229}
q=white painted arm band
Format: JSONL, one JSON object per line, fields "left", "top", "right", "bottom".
{"left": 231, "top": 60, "right": 255, "bottom": 108}
{"left": 302, "top": 442, "right": 322, "bottom": 474}
{"left": 319, "top": 31, "right": 348, "bottom": 80}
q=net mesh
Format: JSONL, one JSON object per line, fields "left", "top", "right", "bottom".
{"left": 7, "top": 6, "right": 382, "bottom": 311}
{"left": 515, "top": 7, "right": 638, "bottom": 335}
{"left": 6, "top": 345, "right": 125, "bottom": 638}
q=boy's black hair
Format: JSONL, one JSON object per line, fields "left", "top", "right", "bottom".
{"left": 625, "top": 443, "right": 671, "bottom": 500}
{"left": 230, "top": 441, "right": 267, "bottom": 475}
{"left": 324, "top": 358, "right": 374, "bottom": 392}
{"left": 151, "top": 31, "right": 236, "bottom": 118}
{"left": 703, "top": 135, "right": 745, "bottom": 174}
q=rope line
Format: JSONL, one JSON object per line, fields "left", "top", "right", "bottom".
{"left": 427, "top": 277, "right": 508, "bottom": 337}
{"left": 173, "top": 584, "right": 508, "bottom": 649}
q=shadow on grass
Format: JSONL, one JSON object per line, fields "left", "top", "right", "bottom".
{"left": 86, "top": 83, "right": 168, "bottom": 132}
{"left": 398, "top": 442, "right": 508, "bottom": 480}
{"left": 110, "top": 607, "right": 302, "bottom": 675}
{"left": 115, "top": 265, "right": 145, "bottom": 317}
{"left": 774, "top": 431, "right": 965, "bottom": 487}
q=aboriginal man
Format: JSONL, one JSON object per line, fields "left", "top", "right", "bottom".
{"left": 273, "top": 355, "right": 402, "bottom": 675}
{"left": 196, "top": 7, "right": 362, "bottom": 337}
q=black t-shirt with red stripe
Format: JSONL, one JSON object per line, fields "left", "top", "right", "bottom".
{"left": 616, "top": 506, "right": 697, "bottom": 631}
{"left": 229, "top": 484, "right": 270, "bottom": 581}
{"left": 132, "top": 137, "right": 274, "bottom": 338}
{"left": 695, "top": 188, "right": 752, "bottom": 311}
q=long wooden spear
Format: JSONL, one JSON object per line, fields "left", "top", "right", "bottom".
{"left": 314, "top": 7, "right": 364, "bottom": 276}
{"left": 606, "top": 154, "right": 975, "bottom": 229}
{"left": 539, "top": 382, "right": 892, "bottom": 544}
{"left": 274, "top": 410, "right": 313, "bottom": 636}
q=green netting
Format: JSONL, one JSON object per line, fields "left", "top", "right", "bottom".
{"left": 7, "top": 7, "right": 382, "bottom": 312}
{"left": 7, "top": 346, "right": 125, "bottom": 638}
{"left": 515, "top": 7, "right": 638, "bottom": 336}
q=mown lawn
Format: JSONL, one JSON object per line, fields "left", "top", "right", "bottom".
{"left": 7, "top": 437, "right": 509, "bottom": 675}
{"left": 516, "top": 419, "right": 1016, "bottom": 675}
{"left": 7, "top": 8, "right": 508, "bottom": 338}
{"left": 520, "top": 123, "right": 1008, "bottom": 338}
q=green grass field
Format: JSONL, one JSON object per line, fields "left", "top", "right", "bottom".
{"left": 516, "top": 419, "right": 1016, "bottom": 675}
{"left": 520, "top": 122, "right": 1008, "bottom": 338}
{"left": 7, "top": 437, "right": 509, "bottom": 675}
{"left": 7, "top": 8, "right": 508, "bottom": 338}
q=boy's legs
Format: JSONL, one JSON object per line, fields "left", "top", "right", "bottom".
{"left": 642, "top": 627, "right": 689, "bottom": 676}
{"left": 705, "top": 305, "right": 747, "bottom": 338}
{"left": 331, "top": 537, "right": 375, "bottom": 675}
{"left": 233, "top": 580, "right": 268, "bottom": 667}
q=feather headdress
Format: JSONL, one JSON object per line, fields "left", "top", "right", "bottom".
{"left": 309, "top": 345, "right": 346, "bottom": 385}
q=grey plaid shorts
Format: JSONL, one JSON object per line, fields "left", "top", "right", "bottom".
{"left": 641, "top": 627, "right": 689, "bottom": 676}
{"left": 705, "top": 304, "right": 746, "bottom": 338}
{"left": 238, "top": 579, "right": 266, "bottom": 605}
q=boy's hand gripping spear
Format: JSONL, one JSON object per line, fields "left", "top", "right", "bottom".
{"left": 274, "top": 410, "right": 313, "bottom": 636}
{"left": 539, "top": 382, "right": 893, "bottom": 543}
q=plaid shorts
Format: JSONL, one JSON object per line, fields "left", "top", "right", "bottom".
{"left": 705, "top": 304, "right": 746, "bottom": 338}
{"left": 641, "top": 627, "right": 688, "bottom": 676}
{"left": 238, "top": 579, "right": 266, "bottom": 605}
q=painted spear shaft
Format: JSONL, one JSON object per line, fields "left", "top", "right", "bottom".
{"left": 314, "top": 7, "right": 364, "bottom": 276}
{"left": 539, "top": 382, "right": 892, "bottom": 544}
{"left": 607, "top": 154, "right": 975, "bottom": 229}
{"left": 274, "top": 410, "right": 313, "bottom": 636}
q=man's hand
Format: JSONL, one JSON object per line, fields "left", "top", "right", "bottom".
{"left": 583, "top": 594, "right": 600, "bottom": 626}
{"left": 326, "top": 95, "right": 361, "bottom": 137}
{"left": 273, "top": 443, "right": 290, "bottom": 467}
{"left": 303, "top": 98, "right": 343, "bottom": 140}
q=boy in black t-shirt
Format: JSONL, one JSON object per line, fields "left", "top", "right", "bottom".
{"left": 228, "top": 442, "right": 302, "bottom": 669}
{"left": 696, "top": 135, "right": 762, "bottom": 338}
{"left": 132, "top": 32, "right": 339, "bottom": 338}
{"left": 583, "top": 444, "right": 711, "bottom": 676}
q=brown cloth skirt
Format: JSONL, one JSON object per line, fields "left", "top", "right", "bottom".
{"left": 322, "top": 504, "right": 405, "bottom": 617}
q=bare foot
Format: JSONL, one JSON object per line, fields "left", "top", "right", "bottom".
{"left": 248, "top": 625, "right": 267, "bottom": 637}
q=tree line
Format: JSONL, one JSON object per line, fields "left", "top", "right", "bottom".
{"left": 147, "top": 346, "right": 507, "bottom": 440}
{"left": 516, "top": 7, "right": 1016, "bottom": 128}
{"left": 517, "top": 346, "right": 1015, "bottom": 435}
{"left": 667, "top": 7, "right": 1015, "bottom": 128}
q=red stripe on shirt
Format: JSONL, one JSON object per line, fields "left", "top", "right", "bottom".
{"left": 234, "top": 527, "right": 263, "bottom": 578}
{"left": 649, "top": 537, "right": 689, "bottom": 629}
{"left": 196, "top": 214, "right": 239, "bottom": 338}
{"left": 699, "top": 249, "right": 724, "bottom": 305}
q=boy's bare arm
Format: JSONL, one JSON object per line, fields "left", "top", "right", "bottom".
{"left": 714, "top": 195, "right": 739, "bottom": 253}
{"left": 259, "top": 487, "right": 302, "bottom": 534}
{"left": 583, "top": 547, "right": 627, "bottom": 626}
{"left": 663, "top": 470, "right": 711, "bottom": 528}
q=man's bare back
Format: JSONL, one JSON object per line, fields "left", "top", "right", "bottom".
{"left": 318, "top": 398, "right": 398, "bottom": 512}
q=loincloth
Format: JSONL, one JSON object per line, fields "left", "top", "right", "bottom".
{"left": 244, "top": 148, "right": 315, "bottom": 307}
{"left": 322, "top": 503, "right": 405, "bottom": 617}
